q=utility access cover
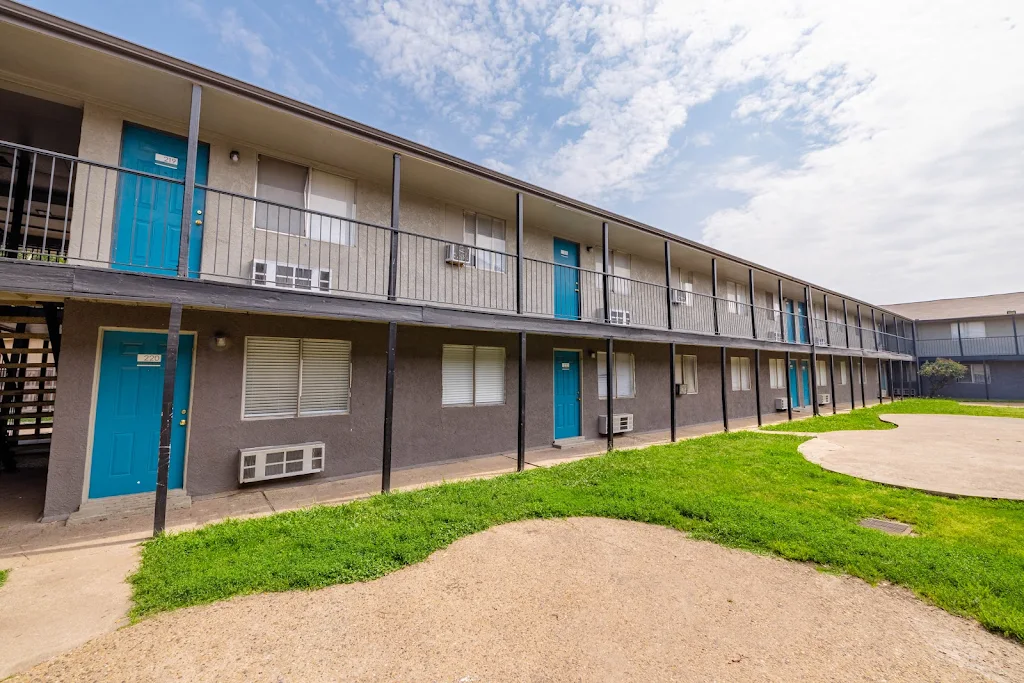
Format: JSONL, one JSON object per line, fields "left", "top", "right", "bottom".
{"left": 858, "top": 518, "right": 915, "bottom": 536}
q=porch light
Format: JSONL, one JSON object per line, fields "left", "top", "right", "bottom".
{"left": 229, "top": 150, "right": 240, "bottom": 163}
{"left": 211, "top": 332, "right": 231, "bottom": 350}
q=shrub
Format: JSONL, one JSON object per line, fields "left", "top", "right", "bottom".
{"left": 919, "top": 358, "right": 967, "bottom": 396}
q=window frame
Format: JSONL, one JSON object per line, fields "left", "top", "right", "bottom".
{"left": 674, "top": 353, "right": 699, "bottom": 394}
{"left": 609, "top": 251, "right": 631, "bottom": 295}
{"left": 254, "top": 155, "right": 358, "bottom": 245}
{"left": 769, "top": 357, "right": 786, "bottom": 389}
{"left": 839, "top": 360, "right": 848, "bottom": 386}
{"left": 441, "top": 344, "right": 507, "bottom": 407}
{"left": 597, "top": 351, "right": 636, "bottom": 399}
{"left": 730, "top": 355, "right": 751, "bottom": 391}
{"left": 462, "top": 210, "right": 508, "bottom": 273}
{"left": 816, "top": 359, "right": 828, "bottom": 387}
{"left": 242, "top": 336, "right": 352, "bottom": 421}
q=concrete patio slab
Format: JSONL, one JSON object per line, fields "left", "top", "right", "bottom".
{"left": 800, "top": 414, "right": 1024, "bottom": 499}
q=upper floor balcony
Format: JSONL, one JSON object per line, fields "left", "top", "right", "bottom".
{"left": 915, "top": 319, "right": 1023, "bottom": 358}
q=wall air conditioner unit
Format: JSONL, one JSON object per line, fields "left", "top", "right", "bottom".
{"left": 774, "top": 397, "right": 789, "bottom": 411}
{"left": 609, "top": 309, "right": 632, "bottom": 325}
{"left": 445, "top": 243, "right": 472, "bottom": 266}
{"left": 818, "top": 393, "right": 831, "bottom": 405}
{"left": 252, "top": 260, "right": 331, "bottom": 293}
{"left": 670, "top": 289, "right": 689, "bottom": 305}
{"left": 674, "top": 383, "right": 686, "bottom": 396}
{"left": 239, "top": 442, "right": 325, "bottom": 484}
{"left": 598, "top": 413, "right": 634, "bottom": 435}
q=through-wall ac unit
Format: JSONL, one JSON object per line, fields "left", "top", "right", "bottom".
{"left": 445, "top": 243, "right": 472, "bottom": 265}
{"left": 670, "top": 289, "right": 689, "bottom": 305}
{"left": 239, "top": 442, "right": 325, "bottom": 484}
{"left": 252, "top": 260, "right": 331, "bottom": 293}
{"left": 609, "top": 309, "right": 632, "bottom": 325}
{"left": 598, "top": 413, "right": 634, "bottom": 435}
{"left": 818, "top": 393, "right": 831, "bottom": 405}
{"left": 775, "top": 397, "right": 789, "bottom": 411}
{"left": 675, "top": 383, "right": 692, "bottom": 396}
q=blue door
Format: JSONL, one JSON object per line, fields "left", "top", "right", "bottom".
{"left": 799, "top": 360, "right": 811, "bottom": 406}
{"left": 796, "top": 302, "right": 809, "bottom": 343}
{"left": 788, "top": 359, "right": 800, "bottom": 407}
{"left": 114, "top": 124, "right": 210, "bottom": 277}
{"left": 89, "top": 330, "right": 194, "bottom": 499}
{"left": 553, "top": 238, "right": 580, "bottom": 320}
{"left": 553, "top": 350, "right": 581, "bottom": 439}
{"left": 784, "top": 300, "right": 796, "bottom": 342}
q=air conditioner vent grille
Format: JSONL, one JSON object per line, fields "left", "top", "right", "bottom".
{"left": 239, "top": 442, "right": 326, "bottom": 483}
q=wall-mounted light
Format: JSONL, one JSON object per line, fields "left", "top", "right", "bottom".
{"left": 585, "top": 245, "right": 593, "bottom": 252}
{"left": 229, "top": 150, "right": 240, "bottom": 164}
{"left": 588, "top": 350, "right": 597, "bottom": 359}
{"left": 210, "top": 331, "right": 231, "bottom": 351}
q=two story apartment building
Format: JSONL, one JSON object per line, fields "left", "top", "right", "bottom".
{"left": 887, "top": 293, "right": 1023, "bottom": 400}
{"left": 0, "top": 2, "right": 916, "bottom": 526}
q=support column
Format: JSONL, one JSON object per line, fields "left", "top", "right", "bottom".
{"left": 668, "top": 344, "right": 677, "bottom": 441}
{"left": 828, "top": 354, "right": 837, "bottom": 414}
{"left": 517, "top": 331, "right": 526, "bottom": 472}
{"left": 515, "top": 193, "right": 524, "bottom": 315}
{"left": 877, "top": 359, "right": 884, "bottom": 404}
{"left": 381, "top": 321, "right": 397, "bottom": 493}
{"left": 153, "top": 303, "right": 183, "bottom": 536}
{"left": 753, "top": 349, "right": 762, "bottom": 427}
{"left": 664, "top": 241, "right": 674, "bottom": 330}
{"left": 871, "top": 309, "right": 879, "bottom": 352}
{"left": 602, "top": 222, "right": 611, "bottom": 324}
{"left": 778, "top": 279, "right": 786, "bottom": 341}
{"left": 888, "top": 359, "right": 895, "bottom": 402}
{"left": 712, "top": 258, "right": 720, "bottom": 335}
{"left": 748, "top": 269, "right": 757, "bottom": 339}
{"left": 784, "top": 350, "right": 794, "bottom": 421}
{"left": 720, "top": 347, "right": 729, "bottom": 432}
{"left": 913, "top": 321, "right": 923, "bottom": 396}
{"left": 606, "top": 337, "right": 614, "bottom": 451}
{"left": 177, "top": 84, "right": 202, "bottom": 278}
{"left": 806, "top": 287, "right": 820, "bottom": 416}
{"left": 859, "top": 355, "right": 867, "bottom": 408}
{"left": 842, "top": 299, "right": 851, "bottom": 348}
{"left": 848, "top": 355, "right": 857, "bottom": 409}
{"left": 856, "top": 305, "right": 864, "bottom": 350}
{"left": 1012, "top": 314, "right": 1020, "bottom": 355}
{"left": 823, "top": 293, "right": 831, "bottom": 348}
{"left": 956, "top": 321, "right": 964, "bottom": 356}
{"left": 387, "top": 154, "right": 401, "bottom": 301}
{"left": 984, "top": 361, "right": 991, "bottom": 400}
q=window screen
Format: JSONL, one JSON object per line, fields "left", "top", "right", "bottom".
{"left": 256, "top": 156, "right": 307, "bottom": 235}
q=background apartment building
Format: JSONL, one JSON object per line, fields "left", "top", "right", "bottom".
{"left": 0, "top": 2, "right": 915, "bottom": 528}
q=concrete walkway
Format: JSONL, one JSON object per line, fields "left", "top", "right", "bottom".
{"left": 801, "top": 414, "right": 1024, "bottom": 499}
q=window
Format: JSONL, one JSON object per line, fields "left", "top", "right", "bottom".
{"left": 952, "top": 321, "right": 985, "bottom": 339}
{"left": 769, "top": 358, "right": 786, "bottom": 389}
{"left": 839, "top": 360, "right": 848, "bottom": 386}
{"left": 256, "top": 156, "right": 356, "bottom": 244}
{"left": 463, "top": 211, "right": 506, "bottom": 273}
{"left": 725, "top": 281, "right": 747, "bottom": 314}
{"left": 676, "top": 270, "right": 694, "bottom": 306}
{"left": 597, "top": 352, "right": 635, "bottom": 398}
{"left": 675, "top": 354, "right": 698, "bottom": 394}
{"left": 957, "top": 363, "right": 991, "bottom": 384}
{"left": 442, "top": 345, "right": 505, "bottom": 406}
{"left": 730, "top": 356, "right": 751, "bottom": 391}
{"left": 767, "top": 291, "right": 781, "bottom": 320}
{"left": 816, "top": 360, "right": 828, "bottom": 386}
{"left": 243, "top": 337, "right": 351, "bottom": 419}
{"left": 610, "top": 251, "right": 631, "bottom": 294}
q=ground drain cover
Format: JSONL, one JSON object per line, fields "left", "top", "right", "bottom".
{"left": 858, "top": 518, "right": 915, "bottom": 536}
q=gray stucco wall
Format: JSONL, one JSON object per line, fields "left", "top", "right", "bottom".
{"left": 921, "top": 360, "right": 1024, "bottom": 400}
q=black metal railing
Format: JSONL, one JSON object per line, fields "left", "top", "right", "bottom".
{"left": 0, "top": 140, "right": 918, "bottom": 353}
{"left": 917, "top": 336, "right": 1020, "bottom": 358}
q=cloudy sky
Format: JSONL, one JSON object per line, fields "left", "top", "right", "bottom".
{"left": 28, "top": 0, "right": 1023, "bottom": 303}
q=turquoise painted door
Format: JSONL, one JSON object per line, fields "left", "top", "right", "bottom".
{"left": 796, "top": 302, "right": 809, "bottom": 343}
{"left": 800, "top": 360, "right": 811, "bottom": 406}
{"left": 114, "top": 124, "right": 210, "bottom": 277}
{"left": 89, "top": 331, "right": 193, "bottom": 499}
{"left": 784, "top": 300, "right": 796, "bottom": 342}
{"left": 553, "top": 350, "right": 581, "bottom": 439}
{"left": 553, "top": 238, "right": 580, "bottom": 320}
{"left": 788, "top": 359, "right": 800, "bottom": 407}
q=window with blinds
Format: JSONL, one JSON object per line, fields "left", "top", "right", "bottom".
{"left": 839, "top": 360, "right": 848, "bottom": 385}
{"left": 442, "top": 345, "right": 505, "bottom": 406}
{"left": 769, "top": 358, "right": 786, "bottom": 389}
{"left": 243, "top": 337, "right": 351, "bottom": 419}
{"left": 816, "top": 360, "right": 828, "bottom": 386}
{"left": 674, "top": 354, "right": 698, "bottom": 394}
{"left": 597, "top": 352, "right": 635, "bottom": 398}
{"left": 730, "top": 356, "right": 751, "bottom": 391}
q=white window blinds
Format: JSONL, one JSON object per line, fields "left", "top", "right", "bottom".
{"left": 597, "top": 352, "right": 635, "bottom": 398}
{"left": 769, "top": 358, "right": 786, "bottom": 389}
{"left": 243, "top": 337, "right": 351, "bottom": 419}
{"left": 731, "top": 356, "right": 751, "bottom": 391}
{"left": 675, "top": 354, "right": 698, "bottom": 394}
{"left": 816, "top": 360, "right": 828, "bottom": 386}
{"left": 839, "top": 361, "right": 848, "bottom": 385}
{"left": 255, "top": 156, "right": 307, "bottom": 235}
{"left": 307, "top": 170, "right": 356, "bottom": 245}
{"left": 442, "top": 345, "right": 505, "bottom": 406}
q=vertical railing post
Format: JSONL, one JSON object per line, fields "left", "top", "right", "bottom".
{"left": 719, "top": 347, "right": 729, "bottom": 432}
{"left": 871, "top": 309, "right": 879, "bottom": 353}
{"left": 517, "top": 331, "right": 526, "bottom": 472}
{"left": 956, "top": 321, "right": 965, "bottom": 356}
{"left": 753, "top": 348, "right": 762, "bottom": 427}
{"left": 668, "top": 344, "right": 677, "bottom": 442}
{"left": 387, "top": 154, "right": 401, "bottom": 301}
{"left": 748, "top": 268, "right": 757, "bottom": 339}
{"left": 602, "top": 222, "right": 610, "bottom": 324}
{"left": 784, "top": 350, "right": 793, "bottom": 421}
{"left": 843, "top": 299, "right": 851, "bottom": 348}
{"left": 153, "top": 302, "right": 183, "bottom": 536}
{"left": 516, "top": 193, "right": 524, "bottom": 315}
{"left": 177, "top": 84, "right": 202, "bottom": 278}
{"left": 806, "top": 287, "right": 820, "bottom": 416}
{"left": 606, "top": 337, "right": 614, "bottom": 452}
{"left": 712, "top": 258, "right": 720, "bottom": 335}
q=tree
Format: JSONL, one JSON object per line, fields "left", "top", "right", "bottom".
{"left": 919, "top": 358, "right": 967, "bottom": 397}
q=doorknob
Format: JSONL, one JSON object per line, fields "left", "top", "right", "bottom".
{"left": 179, "top": 419, "right": 187, "bottom": 426}
{"left": 195, "top": 219, "right": 203, "bottom": 225}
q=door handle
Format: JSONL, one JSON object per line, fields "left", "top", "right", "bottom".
{"left": 195, "top": 219, "right": 203, "bottom": 225}
{"left": 179, "top": 419, "right": 187, "bottom": 426}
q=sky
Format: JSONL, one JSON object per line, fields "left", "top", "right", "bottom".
{"left": 25, "top": 0, "right": 1024, "bottom": 304}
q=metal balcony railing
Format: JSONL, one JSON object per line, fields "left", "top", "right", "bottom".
{"left": 0, "top": 140, "right": 918, "bottom": 353}
{"left": 917, "top": 336, "right": 1021, "bottom": 358}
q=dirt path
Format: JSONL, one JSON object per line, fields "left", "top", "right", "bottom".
{"left": 14, "top": 518, "right": 1024, "bottom": 682}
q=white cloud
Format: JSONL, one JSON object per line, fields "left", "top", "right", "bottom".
{"left": 325, "top": 0, "right": 1024, "bottom": 302}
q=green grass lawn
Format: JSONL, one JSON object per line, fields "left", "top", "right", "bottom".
{"left": 760, "top": 398, "right": 1024, "bottom": 432}
{"left": 0, "top": 569, "right": 8, "bottom": 589}
{"left": 130, "top": 429, "right": 1024, "bottom": 643}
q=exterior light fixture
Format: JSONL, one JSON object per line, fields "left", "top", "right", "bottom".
{"left": 211, "top": 331, "right": 231, "bottom": 350}
{"left": 229, "top": 150, "right": 240, "bottom": 163}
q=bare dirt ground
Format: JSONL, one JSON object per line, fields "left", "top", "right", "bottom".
{"left": 13, "top": 518, "right": 1024, "bottom": 683}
